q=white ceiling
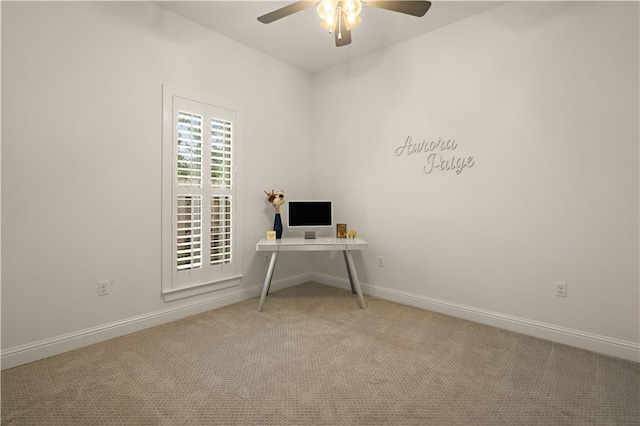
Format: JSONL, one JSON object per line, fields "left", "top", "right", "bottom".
{"left": 154, "top": 1, "right": 506, "bottom": 74}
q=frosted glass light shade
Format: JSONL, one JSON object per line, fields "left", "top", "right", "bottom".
{"left": 317, "top": 0, "right": 362, "bottom": 32}
{"left": 318, "top": 0, "right": 339, "bottom": 31}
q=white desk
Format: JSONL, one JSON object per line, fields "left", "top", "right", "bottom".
{"left": 256, "top": 237, "right": 368, "bottom": 311}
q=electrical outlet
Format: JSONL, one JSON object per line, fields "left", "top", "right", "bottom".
{"left": 377, "top": 256, "right": 384, "bottom": 267}
{"left": 555, "top": 282, "right": 567, "bottom": 298}
{"left": 98, "top": 280, "right": 110, "bottom": 296}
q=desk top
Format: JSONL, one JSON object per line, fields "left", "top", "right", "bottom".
{"left": 256, "top": 237, "right": 368, "bottom": 252}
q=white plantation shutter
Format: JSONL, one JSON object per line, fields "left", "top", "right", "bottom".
{"left": 176, "top": 112, "right": 203, "bottom": 187}
{"left": 176, "top": 195, "right": 202, "bottom": 270}
{"left": 162, "top": 90, "right": 241, "bottom": 298}
{"left": 209, "top": 116, "right": 233, "bottom": 268}
{"left": 210, "top": 118, "right": 232, "bottom": 189}
{"left": 211, "top": 195, "right": 232, "bottom": 265}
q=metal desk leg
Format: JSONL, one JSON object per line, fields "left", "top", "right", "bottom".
{"left": 343, "top": 251, "right": 356, "bottom": 294}
{"left": 258, "top": 252, "right": 278, "bottom": 312}
{"left": 344, "top": 250, "right": 366, "bottom": 309}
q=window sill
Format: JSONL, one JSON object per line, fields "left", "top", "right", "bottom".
{"left": 162, "top": 275, "right": 243, "bottom": 302}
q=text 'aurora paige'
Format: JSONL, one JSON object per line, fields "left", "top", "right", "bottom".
{"left": 395, "top": 136, "right": 476, "bottom": 175}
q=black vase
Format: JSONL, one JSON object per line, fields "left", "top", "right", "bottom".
{"left": 273, "top": 213, "right": 283, "bottom": 239}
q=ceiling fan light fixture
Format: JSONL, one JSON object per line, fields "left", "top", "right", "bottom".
{"left": 259, "top": 0, "right": 432, "bottom": 48}
{"left": 318, "top": 0, "right": 338, "bottom": 31}
{"left": 318, "top": 0, "right": 362, "bottom": 32}
{"left": 343, "top": 0, "right": 362, "bottom": 29}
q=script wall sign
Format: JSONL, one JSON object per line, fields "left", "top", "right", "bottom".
{"left": 395, "top": 136, "right": 476, "bottom": 175}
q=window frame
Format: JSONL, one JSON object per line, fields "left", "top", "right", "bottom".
{"left": 161, "top": 86, "right": 242, "bottom": 301}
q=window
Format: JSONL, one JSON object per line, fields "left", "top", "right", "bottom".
{"left": 162, "top": 90, "right": 241, "bottom": 300}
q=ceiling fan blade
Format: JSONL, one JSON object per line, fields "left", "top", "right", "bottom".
{"left": 257, "top": 1, "right": 317, "bottom": 24}
{"left": 335, "top": 17, "right": 352, "bottom": 47}
{"left": 364, "top": 0, "right": 431, "bottom": 17}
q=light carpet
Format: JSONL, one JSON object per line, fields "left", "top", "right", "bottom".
{"left": 2, "top": 282, "right": 639, "bottom": 425}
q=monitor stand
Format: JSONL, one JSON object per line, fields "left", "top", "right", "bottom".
{"left": 304, "top": 231, "right": 316, "bottom": 239}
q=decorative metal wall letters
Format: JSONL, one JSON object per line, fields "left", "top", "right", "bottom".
{"left": 395, "top": 136, "right": 475, "bottom": 175}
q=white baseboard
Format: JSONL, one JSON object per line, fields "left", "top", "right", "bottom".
{"left": 3, "top": 272, "right": 637, "bottom": 369}
{"left": 1, "top": 273, "right": 311, "bottom": 370}
{"left": 310, "top": 272, "right": 640, "bottom": 363}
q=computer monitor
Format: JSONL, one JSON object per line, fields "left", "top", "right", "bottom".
{"left": 287, "top": 200, "right": 333, "bottom": 239}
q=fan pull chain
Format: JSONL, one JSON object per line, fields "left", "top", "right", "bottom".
{"left": 337, "top": 4, "right": 342, "bottom": 40}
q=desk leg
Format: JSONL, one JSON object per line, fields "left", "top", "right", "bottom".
{"left": 344, "top": 250, "right": 366, "bottom": 309}
{"left": 258, "top": 252, "right": 278, "bottom": 312}
{"left": 343, "top": 251, "right": 356, "bottom": 294}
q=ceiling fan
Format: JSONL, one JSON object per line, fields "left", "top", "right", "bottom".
{"left": 257, "top": 0, "right": 432, "bottom": 47}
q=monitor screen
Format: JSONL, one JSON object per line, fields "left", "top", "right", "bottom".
{"left": 287, "top": 201, "right": 333, "bottom": 228}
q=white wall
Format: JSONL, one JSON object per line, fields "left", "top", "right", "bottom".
{"left": 310, "top": 1, "right": 639, "bottom": 359}
{"left": 1, "top": 1, "right": 314, "bottom": 366}
{"left": 2, "top": 1, "right": 639, "bottom": 367}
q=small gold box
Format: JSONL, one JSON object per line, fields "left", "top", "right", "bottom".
{"left": 266, "top": 231, "right": 276, "bottom": 240}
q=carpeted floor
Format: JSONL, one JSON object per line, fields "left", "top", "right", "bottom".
{"left": 2, "top": 282, "right": 639, "bottom": 425}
